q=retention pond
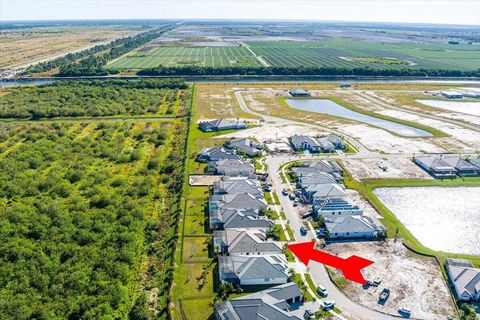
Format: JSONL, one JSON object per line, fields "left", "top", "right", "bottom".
{"left": 285, "top": 98, "right": 433, "bottom": 137}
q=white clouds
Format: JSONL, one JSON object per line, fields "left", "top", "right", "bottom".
{"left": 1, "top": 0, "right": 479, "bottom": 25}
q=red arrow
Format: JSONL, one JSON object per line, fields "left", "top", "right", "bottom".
{"left": 288, "top": 241, "right": 374, "bottom": 285}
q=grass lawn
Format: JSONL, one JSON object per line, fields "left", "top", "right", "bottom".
{"left": 183, "top": 236, "right": 211, "bottom": 263}
{"left": 184, "top": 214, "right": 208, "bottom": 236}
{"left": 181, "top": 298, "right": 215, "bottom": 320}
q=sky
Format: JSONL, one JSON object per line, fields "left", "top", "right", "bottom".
{"left": 1, "top": 0, "right": 480, "bottom": 26}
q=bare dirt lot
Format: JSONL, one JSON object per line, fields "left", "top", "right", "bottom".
{"left": 189, "top": 174, "right": 223, "bottom": 186}
{"left": 325, "top": 240, "right": 456, "bottom": 320}
{"left": 342, "top": 158, "right": 433, "bottom": 181}
{"left": 0, "top": 25, "right": 142, "bottom": 69}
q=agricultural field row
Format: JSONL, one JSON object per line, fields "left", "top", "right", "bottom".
{"left": 107, "top": 46, "right": 261, "bottom": 69}
{"left": 106, "top": 37, "right": 479, "bottom": 71}
{"left": 247, "top": 40, "right": 480, "bottom": 70}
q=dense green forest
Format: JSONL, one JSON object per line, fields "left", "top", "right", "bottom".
{"left": 0, "top": 79, "right": 187, "bottom": 119}
{"left": 0, "top": 118, "right": 188, "bottom": 319}
{"left": 137, "top": 65, "right": 480, "bottom": 77}
{"left": 24, "top": 25, "right": 175, "bottom": 77}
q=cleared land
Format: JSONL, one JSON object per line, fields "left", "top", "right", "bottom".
{"left": 326, "top": 241, "right": 456, "bottom": 320}
{"left": 107, "top": 46, "right": 261, "bottom": 68}
{"left": 374, "top": 186, "right": 480, "bottom": 255}
{"left": 0, "top": 25, "right": 143, "bottom": 69}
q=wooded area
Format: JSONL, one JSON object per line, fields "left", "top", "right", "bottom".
{"left": 0, "top": 79, "right": 187, "bottom": 119}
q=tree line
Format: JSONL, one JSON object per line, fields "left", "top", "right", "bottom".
{"left": 24, "top": 25, "right": 175, "bottom": 77}
{"left": 0, "top": 79, "right": 187, "bottom": 119}
{"left": 137, "top": 65, "right": 480, "bottom": 78}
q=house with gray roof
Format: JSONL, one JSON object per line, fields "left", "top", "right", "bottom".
{"left": 446, "top": 258, "right": 480, "bottom": 301}
{"left": 442, "top": 155, "right": 480, "bottom": 176}
{"left": 208, "top": 158, "right": 256, "bottom": 178}
{"left": 290, "top": 135, "right": 345, "bottom": 153}
{"left": 209, "top": 193, "right": 267, "bottom": 216}
{"left": 314, "top": 198, "right": 363, "bottom": 217}
{"left": 197, "top": 147, "right": 239, "bottom": 162}
{"left": 304, "top": 183, "right": 347, "bottom": 204}
{"left": 289, "top": 89, "right": 310, "bottom": 97}
{"left": 325, "top": 215, "right": 385, "bottom": 240}
{"left": 290, "top": 135, "right": 322, "bottom": 153}
{"left": 214, "top": 229, "right": 283, "bottom": 256}
{"left": 227, "top": 138, "right": 263, "bottom": 157}
{"left": 222, "top": 211, "right": 274, "bottom": 231}
{"left": 292, "top": 160, "right": 343, "bottom": 181}
{"left": 209, "top": 208, "right": 273, "bottom": 231}
{"left": 213, "top": 177, "right": 263, "bottom": 198}
{"left": 218, "top": 254, "right": 289, "bottom": 286}
{"left": 296, "top": 171, "right": 338, "bottom": 189}
{"left": 414, "top": 156, "right": 457, "bottom": 179}
{"left": 214, "top": 283, "right": 307, "bottom": 320}
{"left": 199, "top": 119, "right": 247, "bottom": 132}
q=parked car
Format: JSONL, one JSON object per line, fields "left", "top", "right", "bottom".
{"left": 317, "top": 285, "right": 328, "bottom": 297}
{"left": 398, "top": 306, "right": 411, "bottom": 317}
{"left": 373, "top": 277, "right": 382, "bottom": 286}
{"left": 301, "top": 212, "right": 312, "bottom": 219}
{"left": 304, "top": 309, "right": 315, "bottom": 319}
{"left": 300, "top": 226, "right": 307, "bottom": 235}
{"left": 379, "top": 288, "right": 390, "bottom": 301}
{"left": 282, "top": 189, "right": 288, "bottom": 196}
{"left": 262, "top": 185, "right": 271, "bottom": 192}
{"left": 293, "top": 200, "right": 299, "bottom": 207}
{"left": 288, "top": 193, "right": 295, "bottom": 200}
{"left": 320, "top": 300, "right": 335, "bottom": 310}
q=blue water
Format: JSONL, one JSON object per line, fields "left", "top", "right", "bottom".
{"left": 285, "top": 98, "right": 432, "bottom": 137}
{"left": 0, "top": 79, "right": 55, "bottom": 86}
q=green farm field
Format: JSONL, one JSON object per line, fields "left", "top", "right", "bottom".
{"left": 107, "top": 46, "right": 261, "bottom": 69}
{"left": 107, "top": 38, "right": 480, "bottom": 71}
{"left": 247, "top": 40, "right": 480, "bottom": 70}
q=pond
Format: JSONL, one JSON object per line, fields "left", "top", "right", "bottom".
{"left": 374, "top": 186, "right": 480, "bottom": 255}
{"left": 285, "top": 98, "right": 433, "bottom": 137}
{"left": 0, "top": 79, "right": 55, "bottom": 87}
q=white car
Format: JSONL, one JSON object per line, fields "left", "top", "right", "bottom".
{"left": 320, "top": 299, "right": 335, "bottom": 310}
{"left": 398, "top": 306, "right": 411, "bottom": 317}
{"left": 373, "top": 277, "right": 382, "bottom": 286}
{"left": 317, "top": 285, "right": 328, "bottom": 297}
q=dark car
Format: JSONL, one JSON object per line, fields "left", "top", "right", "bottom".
{"left": 379, "top": 288, "right": 390, "bottom": 301}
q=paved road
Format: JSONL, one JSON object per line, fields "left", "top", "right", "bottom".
{"left": 235, "top": 90, "right": 407, "bottom": 319}
{"left": 266, "top": 156, "right": 397, "bottom": 320}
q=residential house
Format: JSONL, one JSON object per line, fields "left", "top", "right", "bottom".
{"left": 296, "top": 172, "right": 338, "bottom": 189}
{"left": 218, "top": 254, "right": 289, "bottom": 286}
{"left": 292, "top": 160, "right": 343, "bottom": 181}
{"left": 209, "top": 207, "right": 274, "bottom": 231}
{"left": 414, "top": 156, "right": 457, "bottom": 179}
{"left": 290, "top": 135, "right": 345, "bottom": 153}
{"left": 212, "top": 177, "right": 263, "bottom": 198}
{"left": 303, "top": 184, "right": 347, "bottom": 205}
{"left": 325, "top": 215, "right": 385, "bottom": 239}
{"left": 208, "top": 159, "right": 256, "bottom": 178}
{"left": 441, "top": 91, "right": 463, "bottom": 99}
{"left": 442, "top": 155, "right": 480, "bottom": 176}
{"left": 209, "top": 193, "right": 267, "bottom": 216}
{"left": 227, "top": 138, "right": 263, "bottom": 157}
{"left": 290, "top": 135, "right": 322, "bottom": 153}
{"left": 314, "top": 198, "right": 363, "bottom": 217}
{"left": 213, "top": 229, "right": 283, "bottom": 255}
{"left": 197, "top": 147, "right": 239, "bottom": 162}
{"left": 214, "top": 283, "right": 307, "bottom": 320}
{"left": 289, "top": 89, "right": 310, "bottom": 97}
{"left": 265, "top": 141, "right": 292, "bottom": 154}
{"left": 446, "top": 258, "right": 480, "bottom": 301}
{"left": 199, "top": 119, "right": 247, "bottom": 132}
